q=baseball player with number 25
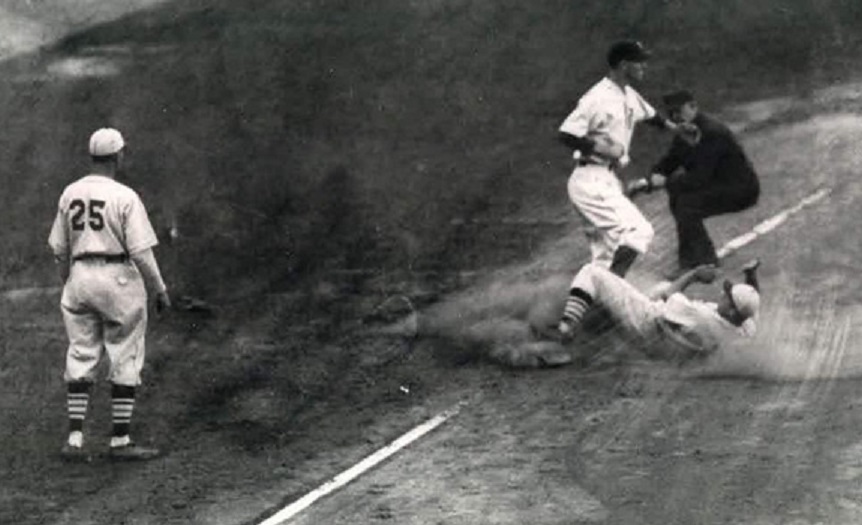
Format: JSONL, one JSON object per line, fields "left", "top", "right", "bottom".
{"left": 48, "top": 128, "right": 171, "bottom": 462}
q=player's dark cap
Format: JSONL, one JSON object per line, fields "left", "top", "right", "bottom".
{"left": 662, "top": 90, "right": 696, "bottom": 109}
{"left": 607, "top": 40, "right": 651, "bottom": 67}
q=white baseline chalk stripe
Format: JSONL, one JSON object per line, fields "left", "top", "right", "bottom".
{"left": 257, "top": 403, "right": 464, "bottom": 525}
{"left": 716, "top": 187, "right": 831, "bottom": 259}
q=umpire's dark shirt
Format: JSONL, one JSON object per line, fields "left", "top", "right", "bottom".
{"left": 652, "top": 113, "right": 760, "bottom": 194}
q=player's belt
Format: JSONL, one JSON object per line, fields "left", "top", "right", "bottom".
{"left": 72, "top": 253, "right": 129, "bottom": 264}
{"left": 576, "top": 158, "right": 612, "bottom": 169}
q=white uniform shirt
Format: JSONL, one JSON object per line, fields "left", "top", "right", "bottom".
{"left": 48, "top": 175, "right": 158, "bottom": 258}
{"left": 658, "top": 292, "right": 755, "bottom": 354}
{"left": 559, "top": 77, "right": 656, "bottom": 165}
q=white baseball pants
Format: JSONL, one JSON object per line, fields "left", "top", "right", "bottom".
{"left": 567, "top": 165, "right": 654, "bottom": 267}
{"left": 570, "top": 262, "right": 662, "bottom": 338}
{"left": 61, "top": 260, "right": 149, "bottom": 386}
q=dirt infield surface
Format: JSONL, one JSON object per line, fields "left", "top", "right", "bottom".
{"left": 5, "top": 2, "right": 862, "bottom": 525}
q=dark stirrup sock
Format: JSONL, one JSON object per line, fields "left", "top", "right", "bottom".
{"left": 561, "top": 288, "right": 594, "bottom": 326}
{"left": 609, "top": 245, "right": 639, "bottom": 277}
{"left": 67, "top": 381, "right": 92, "bottom": 434}
{"left": 111, "top": 384, "right": 136, "bottom": 439}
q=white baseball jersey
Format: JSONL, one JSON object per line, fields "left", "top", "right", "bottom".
{"left": 570, "top": 263, "right": 753, "bottom": 356}
{"left": 559, "top": 77, "right": 656, "bottom": 161}
{"left": 48, "top": 175, "right": 158, "bottom": 258}
{"left": 49, "top": 174, "right": 160, "bottom": 387}
{"left": 658, "top": 292, "right": 755, "bottom": 353}
{"left": 558, "top": 78, "right": 658, "bottom": 267}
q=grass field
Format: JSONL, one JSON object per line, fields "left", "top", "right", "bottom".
{"left": 4, "top": 1, "right": 862, "bottom": 523}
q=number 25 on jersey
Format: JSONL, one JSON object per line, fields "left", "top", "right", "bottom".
{"left": 69, "top": 199, "right": 106, "bottom": 231}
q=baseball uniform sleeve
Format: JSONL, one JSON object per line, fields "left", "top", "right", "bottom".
{"left": 559, "top": 95, "right": 614, "bottom": 138}
{"left": 123, "top": 193, "right": 159, "bottom": 255}
{"left": 48, "top": 198, "right": 69, "bottom": 256}
{"left": 130, "top": 248, "right": 167, "bottom": 294}
{"left": 630, "top": 89, "right": 656, "bottom": 122}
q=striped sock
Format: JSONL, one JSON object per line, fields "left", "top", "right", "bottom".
{"left": 67, "top": 382, "right": 92, "bottom": 434}
{"left": 561, "top": 288, "right": 593, "bottom": 326}
{"left": 111, "top": 384, "right": 136, "bottom": 440}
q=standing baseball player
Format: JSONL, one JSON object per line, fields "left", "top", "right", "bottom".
{"left": 558, "top": 40, "right": 681, "bottom": 277}
{"left": 554, "top": 258, "right": 762, "bottom": 359}
{"left": 48, "top": 128, "right": 171, "bottom": 461}
{"left": 556, "top": 40, "right": 683, "bottom": 336}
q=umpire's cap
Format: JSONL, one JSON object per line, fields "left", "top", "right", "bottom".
{"left": 607, "top": 40, "right": 651, "bottom": 67}
{"left": 662, "top": 89, "right": 696, "bottom": 109}
{"left": 89, "top": 128, "right": 125, "bottom": 157}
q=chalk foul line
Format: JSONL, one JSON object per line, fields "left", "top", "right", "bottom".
{"left": 256, "top": 402, "right": 465, "bottom": 525}
{"left": 717, "top": 186, "right": 831, "bottom": 258}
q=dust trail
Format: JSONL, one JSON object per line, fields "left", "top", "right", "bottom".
{"left": 407, "top": 215, "right": 680, "bottom": 364}
{"left": 690, "top": 288, "right": 862, "bottom": 381}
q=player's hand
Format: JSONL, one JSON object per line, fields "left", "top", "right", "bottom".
{"left": 155, "top": 291, "right": 172, "bottom": 313}
{"left": 692, "top": 264, "right": 719, "bottom": 284}
{"left": 648, "top": 173, "right": 667, "bottom": 189}
{"left": 626, "top": 177, "right": 650, "bottom": 197}
{"left": 589, "top": 134, "right": 624, "bottom": 160}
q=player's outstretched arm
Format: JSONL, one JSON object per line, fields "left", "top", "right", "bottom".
{"left": 648, "top": 264, "right": 717, "bottom": 300}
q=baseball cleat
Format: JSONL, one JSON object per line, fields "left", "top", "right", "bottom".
{"left": 109, "top": 443, "right": 161, "bottom": 461}
{"left": 536, "top": 350, "right": 574, "bottom": 368}
{"left": 557, "top": 319, "right": 577, "bottom": 340}
{"left": 60, "top": 443, "right": 93, "bottom": 463}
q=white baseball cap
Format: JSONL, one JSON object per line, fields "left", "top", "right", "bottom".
{"left": 89, "top": 128, "right": 125, "bottom": 157}
{"left": 728, "top": 283, "right": 760, "bottom": 319}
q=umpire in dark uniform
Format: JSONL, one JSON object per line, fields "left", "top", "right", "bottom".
{"left": 630, "top": 90, "right": 760, "bottom": 275}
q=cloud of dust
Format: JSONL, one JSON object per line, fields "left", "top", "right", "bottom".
{"left": 691, "top": 289, "right": 862, "bottom": 381}
{"left": 416, "top": 272, "right": 571, "bottom": 349}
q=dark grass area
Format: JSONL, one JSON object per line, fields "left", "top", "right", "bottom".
{"left": 4, "top": 1, "right": 862, "bottom": 523}
{"left": 5, "top": 0, "right": 862, "bottom": 294}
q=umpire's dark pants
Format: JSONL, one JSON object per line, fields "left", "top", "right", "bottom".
{"left": 667, "top": 184, "right": 759, "bottom": 268}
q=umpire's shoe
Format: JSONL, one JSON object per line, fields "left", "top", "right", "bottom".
{"left": 109, "top": 443, "right": 161, "bottom": 461}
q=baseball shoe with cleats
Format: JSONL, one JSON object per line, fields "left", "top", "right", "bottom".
{"left": 557, "top": 318, "right": 577, "bottom": 340}
{"left": 60, "top": 443, "right": 93, "bottom": 463}
{"left": 109, "top": 442, "right": 161, "bottom": 461}
{"left": 534, "top": 347, "right": 574, "bottom": 368}
{"left": 530, "top": 322, "right": 566, "bottom": 343}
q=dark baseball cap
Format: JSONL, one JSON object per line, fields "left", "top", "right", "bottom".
{"left": 662, "top": 89, "right": 696, "bottom": 108}
{"left": 607, "top": 40, "right": 651, "bottom": 67}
